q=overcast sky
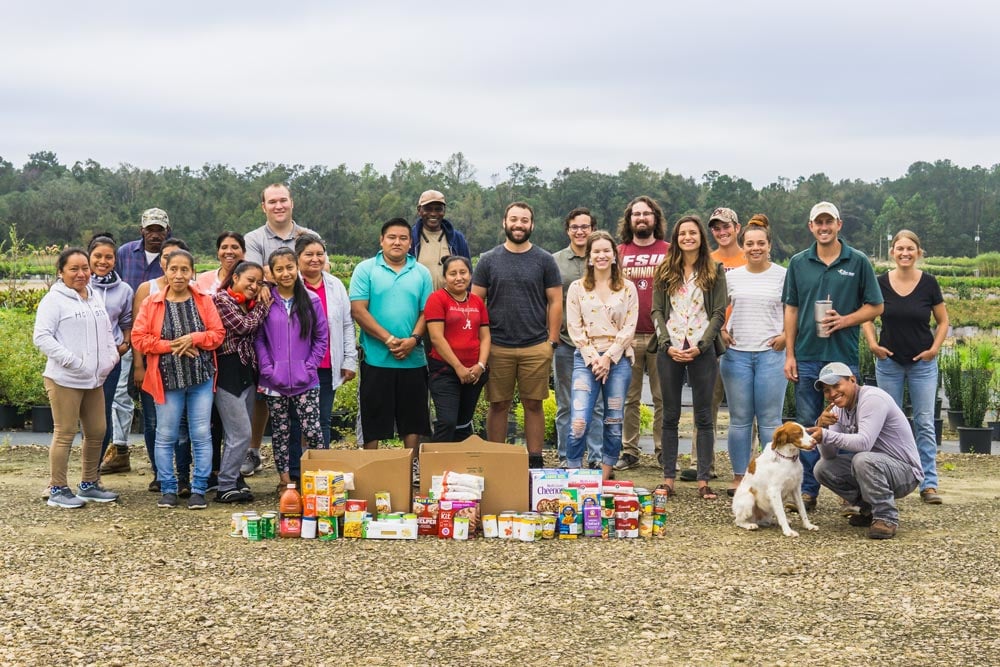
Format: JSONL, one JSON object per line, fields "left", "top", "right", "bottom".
{"left": 3, "top": 1, "right": 998, "bottom": 188}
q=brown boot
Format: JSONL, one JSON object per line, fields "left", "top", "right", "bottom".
{"left": 99, "top": 446, "right": 131, "bottom": 474}
{"left": 868, "top": 519, "right": 897, "bottom": 540}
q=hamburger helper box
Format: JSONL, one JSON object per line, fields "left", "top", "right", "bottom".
{"left": 418, "top": 437, "right": 528, "bottom": 516}
{"left": 300, "top": 448, "right": 412, "bottom": 515}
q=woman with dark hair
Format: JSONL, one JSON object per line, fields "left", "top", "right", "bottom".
{"left": 565, "top": 231, "right": 638, "bottom": 481}
{"left": 132, "top": 249, "right": 225, "bottom": 509}
{"left": 862, "top": 229, "right": 949, "bottom": 504}
{"left": 255, "top": 247, "right": 329, "bottom": 491}
{"left": 88, "top": 234, "right": 135, "bottom": 467}
{"left": 197, "top": 231, "right": 246, "bottom": 295}
{"left": 718, "top": 215, "right": 787, "bottom": 496}
{"left": 34, "top": 248, "right": 121, "bottom": 507}
{"left": 211, "top": 261, "right": 271, "bottom": 503}
{"left": 651, "top": 215, "right": 727, "bottom": 499}
{"left": 426, "top": 255, "right": 491, "bottom": 442}
{"left": 295, "top": 234, "right": 357, "bottom": 446}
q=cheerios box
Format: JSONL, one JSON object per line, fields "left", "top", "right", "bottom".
{"left": 301, "top": 448, "right": 412, "bottom": 515}
{"left": 419, "top": 437, "right": 528, "bottom": 516}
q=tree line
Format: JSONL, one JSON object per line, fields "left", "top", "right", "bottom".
{"left": 1, "top": 150, "right": 998, "bottom": 260}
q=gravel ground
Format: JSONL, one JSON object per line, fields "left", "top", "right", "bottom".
{"left": 1, "top": 441, "right": 998, "bottom": 667}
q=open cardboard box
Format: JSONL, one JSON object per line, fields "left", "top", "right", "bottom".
{"left": 419, "top": 436, "right": 529, "bottom": 515}
{"left": 301, "top": 448, "right": 413, "bottom": 514}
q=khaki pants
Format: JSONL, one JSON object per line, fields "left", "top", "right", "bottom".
{"left": 45, "top": 378, "right": 105, "bottom": 488}
{"left": 621, "top": 333, "right": 662, "bottom": 459}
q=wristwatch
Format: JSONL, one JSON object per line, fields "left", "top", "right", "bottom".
{"left": 549, "top": 340, "right": 559, "bottom": 349}
{"left": 411, "top": 333, "right": 424, "bottom": 345}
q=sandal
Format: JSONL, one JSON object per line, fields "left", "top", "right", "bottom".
{"left": 698, "top": 485, "right": 718, "bottom": 500}
{"left": 655, "top": 483, "right": 675, "bottom": 498}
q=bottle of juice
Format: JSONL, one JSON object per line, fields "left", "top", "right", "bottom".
{"left": 278, "top": 484, "right": 302, "bottom": 538}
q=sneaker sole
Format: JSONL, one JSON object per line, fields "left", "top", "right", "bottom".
{"left": 76, "top": 495, "right": 119, "bottom": 503}
{"left": 47, "top": 499, "right": 85, "bottom": 509}
{"left": 157, "top": 502, "right": 177, "bottom": 509}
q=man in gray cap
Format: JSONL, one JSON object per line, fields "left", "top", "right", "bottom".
{"left": 410, "top": 189, "right": 471, "bottom": 291}
{"left": 101, "top": 207, "right": 171, "bottom": 477}
{"left": 807, "top": 362, "right": 923, "bottom": 539}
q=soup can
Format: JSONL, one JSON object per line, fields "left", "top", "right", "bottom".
{"left": 482, "top": 515, "right": 498, "bottom": 538}
{"left": 261, "top": 512, "right": 277, "bottom": 540}
{"left": 540, "top": 512, "right": 556, "bottom": 539}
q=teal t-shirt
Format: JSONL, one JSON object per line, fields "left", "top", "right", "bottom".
{"left": 349, "top": 252, "right": 433, "bottom": 369}
{"left": 782, "top": 240, "right": 883, "bottom": 364}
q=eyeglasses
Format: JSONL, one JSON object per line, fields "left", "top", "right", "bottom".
{"left": 631, "top": 211, "right": 655, "bottom": 218}
{"left": 568, "top": 225, "right": 592, "bottom": 232}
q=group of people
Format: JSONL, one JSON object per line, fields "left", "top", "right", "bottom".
{"left": 33, "top": 186, "right": 948, "bottom": 538}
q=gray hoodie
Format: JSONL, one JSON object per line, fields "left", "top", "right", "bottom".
{"left": 33, "top": 281, "right": 119, "bottom": 389}
{"left": 90, "top": 271, "right": 134, "bottom": 344}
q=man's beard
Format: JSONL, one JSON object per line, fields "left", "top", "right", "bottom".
{"left": 633, "top": 226, "right": 653, "bottom": 239}
{"left": 504, "top": 226, "right": 532, "bottom": 244}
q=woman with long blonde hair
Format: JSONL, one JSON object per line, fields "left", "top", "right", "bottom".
{"left": 651, "top": 216, "right": 727, "bottom": 499}
{"left": 565, "top": 231, "right": 638, "bottom": 480}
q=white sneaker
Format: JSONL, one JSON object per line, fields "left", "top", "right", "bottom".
{"left": 76, "top": 483, "right": 120, "bottom": 503}
{"left": 240, "top": 449, "right": 263, "bottom": 476}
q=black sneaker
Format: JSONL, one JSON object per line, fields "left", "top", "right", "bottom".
{"left": 587, "top": 460, "right": 601, "bottom": 470}
{"left": 613, "top": 454, "right": 640, "bottom": 471}
{"left": 528, "top": 454, "right": 545, "bottom": 469}
{"left": 848, "top": 512, "right": 874, "bottom": 527}
{"left": 177, "top": 482, "right": 191, "bottom": 499}
{"left": 148, "top": 479, "right": 161, "bottom": 493}
{"left": 236, "top": 475, "right": 251, "bottom": 493}
{"left": 187, "top": 493, "right": 208, "bottom": 510}
{"left": 206, "top": 474, "right": 219, "bottom": 493}
{"left": 215, "top": 489, "right": 254, "bottom": 504}
{"left": 678, "top": 468, "right": 698, "bottom": 482}
{"left": 157, "top": 493, "right": 178, "bottom": 508}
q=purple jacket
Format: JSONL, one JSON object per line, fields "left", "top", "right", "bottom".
{"left": 254, "top": 286, "right": 329, "bottom": 397}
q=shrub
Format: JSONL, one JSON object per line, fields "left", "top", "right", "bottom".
{"left": 0, "top": 311, "right": 47, "bottom": 409}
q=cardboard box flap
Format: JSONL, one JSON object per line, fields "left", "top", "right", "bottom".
{"left": 301, "top": 448, "right": 412, "bottom": 514}
{"left": 418, "top": 436, "right": 529, "bottom": 515}
{"left": 420, "top": 435, "right": 521, "bottom": 455}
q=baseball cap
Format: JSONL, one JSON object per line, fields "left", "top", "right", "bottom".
{"left": 418, "top": 190, "right": 446, "bottom": 207}
{"left": 709, "top": 207, "right": 738, "bottom": 227}
{"left": 813, "top": 362, "right": 854, "bottom": 390}
{"left": 141, "top": 208, "right": 170, "bottom": 229}
{"left": 809, "top": 201, "right": 840, "bottom": 221}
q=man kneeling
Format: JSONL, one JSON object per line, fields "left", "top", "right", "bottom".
{"left": 807, "top": 362, "right": 923, "bottom": 539}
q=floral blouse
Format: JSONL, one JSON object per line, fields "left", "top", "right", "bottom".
{"left": 666, "top": 272, "right": 708, "bottom": 350}
{"left": 566, "top": 279, "right": 638, "bottom": 365}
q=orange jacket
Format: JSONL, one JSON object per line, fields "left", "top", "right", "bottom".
{"left": 132, "top": 286, "right": 225, "bottom": 404}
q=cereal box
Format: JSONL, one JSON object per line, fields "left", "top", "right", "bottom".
{"left": 529, "top": 469, "right": 568, "bottom": 513}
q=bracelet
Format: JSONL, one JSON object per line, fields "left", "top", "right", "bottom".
{"left": 476, "top": 362, "right": 487, "bottom": 372}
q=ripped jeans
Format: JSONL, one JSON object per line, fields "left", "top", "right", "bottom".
{"left": 566, "top": 350, "right": 632, "bottom": 468}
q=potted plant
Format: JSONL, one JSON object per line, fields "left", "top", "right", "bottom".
{"left": 989, "top": 373, "right": 1000, "bottom": 441}
{"left": 0, "top": 311, "right": 47, "bottom": 428}
{"left": 957, "top": 342, "right": 994, "bottom": 454}
{"left": 782, "top": 381, "right": 797, "bottom": 423}
{"left": 939, "top": 346, "right": 964, "bottom": 429}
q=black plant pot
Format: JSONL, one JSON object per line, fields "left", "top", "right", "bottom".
{"left": 935, "top": 418, "right": 943, "bottom": 447}
{"left": 0, "top": 405, "right": 26, "bottom": 429}
{"left": 947, "top": 409, "right": 966, "bottom": 431}
{"left": 990, "top": 421, "right": 1000, "bottom": 441}
{"left": 957, "top": 426, "right": 993, "bottom": 454}
{"left": 862, "top": 375, "right": 878, "bottom": 387}
{"left": 30, "top": 405, "right": 54, "bottom": 433}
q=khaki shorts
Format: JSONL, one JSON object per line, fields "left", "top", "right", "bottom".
{"left": 486, "top": 341, "right": 553, "bottom": 402}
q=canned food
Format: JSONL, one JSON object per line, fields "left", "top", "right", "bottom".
{"left": 653, "top": 489, "right": 669, "bottom": 515}
{"left": 230, "top": 512, "right": 245, "bottom": 538}
{"left": 519, "top": 514, "right": 535, "bottom": 542}
{"left": 482, "top": 515, "right": 498, "bottom": 538}
{"left": 246, "top": 517, "right": 263, "bottom": 541}
{"left": 453, "top": 517, "right": 470, "bottom": 540}
{"left": 241, "top": 512, "right": 259, "bottom": 539}
{"left": 498, "top": 512, "right": 515, "bottom": 539}
{"left": 540, "top": 512, "right": 556, "bottom": 539}
{"left": 261, "top": 512, "right": 277, "bottom": 539}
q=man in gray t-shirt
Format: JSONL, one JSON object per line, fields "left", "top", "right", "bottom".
{"left": 472, "top": 202, "right": 562, "bottom": 468}
{"left": 808, "top": 362, "right": 923, "bottom": 539}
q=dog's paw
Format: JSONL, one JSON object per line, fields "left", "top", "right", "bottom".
{"left": 804, "top": 523, "right": 819, "bottom": 531}
{"left": 783, "top": 529, "right": 800, "bottom": 538}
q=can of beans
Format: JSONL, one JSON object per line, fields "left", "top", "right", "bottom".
{"left": 541, "top": 512, "right": 556, "bottom": 539}
{"left": 261, "top": 512, "right": 277, "bottom": 539}
{"left": 246, "top": 516, "right": 263, "bottom": 541}
{"left": 241, "top": 512, "right": 259, "bottom": 539}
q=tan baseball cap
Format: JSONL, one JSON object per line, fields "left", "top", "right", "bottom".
{"left": 418, "top": 190, "right": 446, "bottom": 207}
{"left": 809, "top": 201, "right": 840, "bottom": 221}
{"left": 141, "top": 208, "right": 170, "bottom": 228}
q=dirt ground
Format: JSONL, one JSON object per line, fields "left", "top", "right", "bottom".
{"left": 1, "top": 441, "right": 998, "bottom": 667}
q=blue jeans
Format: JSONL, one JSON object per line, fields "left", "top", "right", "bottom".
{"left": 795, "top": 360, "right": 859, "bottom": 497}
{"left": 140, "top": 389, "right": 158, "bottom": 477}
{"left": 154, "top": 380, "right": 214, "bottom": 495}
{"left": 566, "top": 351, "right": 631, "bottom": 468}
{"left": 719, "top": 348, "right": 787, "bottom": 475}
{"left": 100, "top": 359, "right": 122, "bottom": 459}
{"left": 554, "top": 344, "right": 603, "bottom": 463}
{"left": 875, "top": 357, "right": 938, "bottom": 491}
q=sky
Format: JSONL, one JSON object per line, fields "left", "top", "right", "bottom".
{"left": 3, "top": 1, "right": 999, "bottom": 188}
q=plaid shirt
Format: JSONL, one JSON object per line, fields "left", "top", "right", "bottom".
{"left": 212, "top": 290, "right": 269, "bottom": 369}
{"left": 116, "top": 240, "right": 163, "bottom": 290}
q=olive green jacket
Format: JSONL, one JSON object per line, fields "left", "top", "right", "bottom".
{"left": 649, "top": 262, "right": 728, "bottom": 357}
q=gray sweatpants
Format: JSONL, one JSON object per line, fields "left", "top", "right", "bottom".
{"left": 215, "top": 384, "right": 255, "bottom": 491}
{"left": 814, "top": 451, "right": 919, "bottom": 526}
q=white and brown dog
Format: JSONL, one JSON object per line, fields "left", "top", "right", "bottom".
{"left": 732, "top": 421, "right": 819, "bottom": 537}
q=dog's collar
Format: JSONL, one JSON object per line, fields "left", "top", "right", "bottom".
{"left": 773, "top": 449, "right": 799, "bottom": 463}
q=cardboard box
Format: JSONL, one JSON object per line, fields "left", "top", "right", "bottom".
{"left": 419, "top": 436, "right": 529, "bottom": 516}
{"left": 301, "top": 448, "right": 413, "bottom": 515}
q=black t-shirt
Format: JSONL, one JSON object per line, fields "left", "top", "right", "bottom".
{"left": 877, "top": 272, "right": 944, "bottom": 366}
{"left": 472, "top": 244, "right": 561, "bottom": 347}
